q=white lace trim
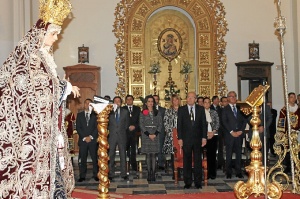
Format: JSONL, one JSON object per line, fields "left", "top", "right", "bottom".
{"left": 39, "top": 24, "right": 62, "bottom": 78}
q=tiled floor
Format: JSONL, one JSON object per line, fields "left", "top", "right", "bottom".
{"left": 74, "top": 154, "right": 279, "bottom": 195}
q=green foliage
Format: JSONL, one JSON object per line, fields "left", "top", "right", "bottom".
{"left": 148, "top": 61, "right": 161, "bottom": 74}
{"left": 164, "top": 85, "right": 180, "bottom": 101}
{"left": 179, "top": 61, "right": 193, "bottom": 74}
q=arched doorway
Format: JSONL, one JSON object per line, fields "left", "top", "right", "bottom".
{"left": 113, "top": 0, "right": 228, "bottom": 104}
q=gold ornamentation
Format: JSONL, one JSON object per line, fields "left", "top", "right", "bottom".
{"left": 199, "top": 51, "right": 210, "bottom": 65}
{"left": 199, "top": 68, "right": 210, "bottom": 82}
{"left": 179, "top": 0, "right": 192, "bottom": 7}
{"left": 132, "top": 52, "right": 143, "bottom": 65}
{"left": 199, "top": 85, "right": 210, "bottom": 97}
{"left": 289, "top": 113, "right": 298, "bottom": 129}
{"left": 147, "top": 0, "right": 161, "bottom": 7}
{"left": 237, "top": 102, "right": 252, "bottom": 116}
{"left": 191, "top": 3, "right": 204, "bottom": 17}
{"left": 268, "top": 130, "right": 290, "bottom": 191}
{"left": 113, "top": 0, "right": 228, "bottom": 99}
{"left": 132, "top": 18, "right": 143, "bottom": 31}
{"left": 132, "top": 86, "right": 143, "bottom": 99}
{"left": 199, "top": 33, "right": 210, "bottom": 48}
{"left": 132, "top": 69, "right": 143, "bottom": 83}
{"left": 234, "top": 85, "right": 283, "bottom": 199}
{"left": 157, "top": 28, "right": 183, "bottom": 62}
{"left": 148, "top": 12, "right": 188, "bottom": 97}
{"left": 136, "top": 4, "right": 150, "bottom": 18}
{"left": 39, "top": 0, "right": 72, "bottom": 26}
{"left": 198, "top": 18, "right": 210, "bottom": 30}
{"left": 245, "top": 85, "right": 267, "bottom": 107}
{"left": 96, "top": 105, "right": 113, "bottom": 199}
{"left": 132, "top": 34, "right": 142, "bottom": 48}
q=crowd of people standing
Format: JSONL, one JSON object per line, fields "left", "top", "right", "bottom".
{"left": 73, "top": 91, "right": 281, "bottom": 189}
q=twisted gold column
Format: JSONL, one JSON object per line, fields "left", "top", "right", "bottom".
{"left": 96, "top": 105, "right": 113, "bottom": 199}
{"left": 234, "top": 85, "right": 282, "bottom": 199}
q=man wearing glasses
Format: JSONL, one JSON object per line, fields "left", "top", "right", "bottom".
{"left": 177, "top": 92, "right": 207, "bottom": 189}
{"left": 222, "top": 91, "right": 247, "bottom": 179}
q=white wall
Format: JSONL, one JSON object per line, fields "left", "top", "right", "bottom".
{"left": 54, "top": 0, "right": 119, "bottom": 97}
{"left": 222, "top": 0, "right": 298, "bottom": 111}
{"left": 1, "top": 0, "right": 299, "bottom": 112}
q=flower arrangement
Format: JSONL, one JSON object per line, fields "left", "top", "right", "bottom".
{"left": 142, "top": 109, "right": 149, "bottom": 116}
{"left": 148, "top": 61, "right": 161, "bottom": 74}
{"left": 164, "top": 85, "right": 180, "bottom": 101}
{"left": 179, "top": 61, "right": 193, "bottom": 74}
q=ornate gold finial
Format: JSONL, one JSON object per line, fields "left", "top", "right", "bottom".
{"left": 39, "top": 0, "right": 72, "bottom": 26}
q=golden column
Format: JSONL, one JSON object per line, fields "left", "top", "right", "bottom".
{"left": 234, "top": 85, "right": 282, "bottom": 199}
{"left": 91, "top": 104, "right": 113, "bottom": 199}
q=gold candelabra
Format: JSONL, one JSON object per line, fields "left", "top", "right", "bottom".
{"left": 164, "top": 61, "right": 177, "bottom": 89}
{"left": 234, "top": 85, "right": 282, "bottom": 199}
{"left": 183, "top": 73, "right": 189, "bottom": 98}
{"left": 153, "top": 73, "right": 158, "bottom": 95}
{"left": 95, "top": 104, "right": 113, "bottom": 199}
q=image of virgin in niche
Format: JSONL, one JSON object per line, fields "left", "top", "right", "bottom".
{"left": 163, "top": 34, "right": 177, "bottom": 56}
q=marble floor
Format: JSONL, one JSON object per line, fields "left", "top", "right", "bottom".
{"left": 73, "top": 154, "right": 280, "bottom": 195}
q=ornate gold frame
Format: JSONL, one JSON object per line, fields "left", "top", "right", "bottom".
{"left": 113, "top": 0, "right": 228, "bottom": 101}
{"left": 157, "top": 28, "right": 183, "bottom": 62}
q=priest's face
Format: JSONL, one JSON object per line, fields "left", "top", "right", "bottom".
{"left": 288, "top": 94, "right": 296, "bottom": 105}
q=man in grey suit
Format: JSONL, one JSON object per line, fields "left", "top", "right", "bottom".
{"left": 108, "top": 96, "right": 130, "bottom": 180}
{"left": 153, "top": 94, "right": 166, "bottom": 170}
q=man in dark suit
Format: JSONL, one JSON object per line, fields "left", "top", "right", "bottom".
{"left": 217, "top": 96, "right": 228, "bottom": 169}
{"left": 76, "top": 99, "right": 99, "bottom": 182}
{"left": 108, "top": 96, "right": 130, "bottom": 180}
{"left": 267, "top": 102, "right": 277, "bottom": 156}
{"left": 123, "top": 94, "right": 140, "bottom": 172}
{"left": 222, "top": 91, "right": 247, "bottom": 179}
{"left": 210, "top": 96, "right": 221, "bottom": 113}
{"left": 153, "top": 94, "right": 166, "bottom": 170}
{"left": 177, "top": 91, "right": 207, "bottom": 189}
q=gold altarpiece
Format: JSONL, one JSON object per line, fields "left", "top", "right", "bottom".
{"left": 113, "top": 0, "right": 228, "bottom": 104}
{"left": 145, "top": 10, "right": 196, "bottom": 103}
